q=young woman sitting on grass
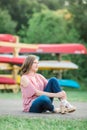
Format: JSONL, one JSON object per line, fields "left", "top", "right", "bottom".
{"left": 20, "top": 55, "right": 76, "bottom": 114}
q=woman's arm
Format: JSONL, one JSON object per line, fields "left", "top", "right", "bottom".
{"left": 21, "top": 75, "right": 65, "bottom": 99}
{"left": 35, "top": 89, "right": 65, "bottom": 99}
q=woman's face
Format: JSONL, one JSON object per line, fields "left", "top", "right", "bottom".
{"left": 30, "top": 59, "right": 39, "bottom": 72}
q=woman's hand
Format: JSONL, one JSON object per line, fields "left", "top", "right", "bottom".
{"left": 57, "top": 91, "right": 66, "bottom": 99}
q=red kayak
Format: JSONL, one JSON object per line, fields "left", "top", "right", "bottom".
{"left": 0, "top": 34, "right": 16, "bottom": 43}
{"left": 0, "top": 43, "right": 87, "bottom": 54}
{"left": 35, "top": 43, "right": 87, "bottom": 54}
{"left": 0, "top": 34, "right": 87, "bottom": 54}
{"left": 0, "top": 56, "right": 24, "bottom": 65}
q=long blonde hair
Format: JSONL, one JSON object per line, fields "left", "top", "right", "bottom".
{"left": 20, "top": 55, "right": 38, "bottom": 76}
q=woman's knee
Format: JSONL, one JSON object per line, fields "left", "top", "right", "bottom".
{"left": 40, "top": 95, "right": 51, "bottom": 104}
{"left": 49, "top": 77, "right": 60, "bottom": 87}
{"left": 49, "top": 77, "right": 57, "bottom": 82}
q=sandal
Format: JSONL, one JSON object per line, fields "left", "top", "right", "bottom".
{"left": 66, "top": 106, "right": 76, "bottom": 113}
{"left": 60, "top": 105, "right": 68, "bottom": 114}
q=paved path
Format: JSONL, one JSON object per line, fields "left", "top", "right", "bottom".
{"left": 0, "top": 99, "right": 87, "bottom": 119}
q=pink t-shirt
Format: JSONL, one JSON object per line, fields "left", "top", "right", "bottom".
{"left": 20, "top": 73, "right": 48, "bottom": 112}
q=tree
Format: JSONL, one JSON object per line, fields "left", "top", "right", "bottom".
{"left": 0, "top": 0, "right": 48, "bottom": 31}
{"left": 37, "top": 0, "right": 65, "bottom": 10}
{"left": 20, "top": 9, "right": 79, "bottom": 43}
{"left": 66, "top": 0, "right": 87, "bottom": 43}
{"left": 0, "top": 9, "right": 16, "bottom": 33}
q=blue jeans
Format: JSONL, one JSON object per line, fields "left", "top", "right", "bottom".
{"left": 29, "top": 77, "right": 62, "bottom": 113}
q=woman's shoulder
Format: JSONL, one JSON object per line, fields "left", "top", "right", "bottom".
{"left": 36, "top": 73, "right": 47, "bottom": 80}
{"left": 21, "top": 75, "right": 29, "bottom": 87}
{"left": 21, "top": 75, "right": 29, "bottom": 81}
{"left": 36, "top": 73, "right": 43, "bottom": 77}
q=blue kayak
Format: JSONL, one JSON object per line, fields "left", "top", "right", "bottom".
{"left": 58, "top": 79, "right": 80, "bottom": 88}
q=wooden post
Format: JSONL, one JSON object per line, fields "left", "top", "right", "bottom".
{"left": 12, "top": 65, "right": 19, "bottom": 83}
{"left": 13, "top": 36, "right": 20, "bottom": 57}
{"left": 56, "top": 53, "right": 63, "bottom": 79}
{"left": 12, "top": 36, "right": 20, "bottom": 86}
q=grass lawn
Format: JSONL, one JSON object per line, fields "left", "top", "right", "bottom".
{"left": 0, "top": 88, "right": 87, "bottom": 102}
{"left": 65, "top": 90, "right": 87, "bottom": 102}
{"left": 0, "top": 116, "right": 87, "bottom": 130}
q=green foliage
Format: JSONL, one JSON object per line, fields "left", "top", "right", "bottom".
{"left": 62, "top": 54, "right": 87, "bottom": 83}
{"left": 0, "top": 9, "right": 16, "bottom": 33}
{"left": 0, "top": 0, "right": 48, "bottom": 31}
{"left": 37, "top": 0, "right": 65, "bottom": 10}
{"left": 67, "top": 0, "right": 87, "bottom": 43}
{"left": 20, "top": 10, "right": 79, "bottom": 43}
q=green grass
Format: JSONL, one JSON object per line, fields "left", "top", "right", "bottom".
{"left": 0, "top": 116, "right": 87, "bottom": 130}
{"left": 63, "top": 82, "right": 87, "bottom": 102}
{"left": 66, "top": 90, "right": 87, "bottom": 102}
{"left": 0, "top": 91, "right": 21, "bottom": 99}
{"left": 0, "top": 89, "right": 87, "bottom": 102}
